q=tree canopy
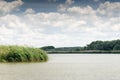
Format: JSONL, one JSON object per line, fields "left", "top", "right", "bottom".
{"left": 40, "top": 46, "right": 55, "bottom": 50}
{"left": 85, "top": 40, "right": 120, "bottom": 50}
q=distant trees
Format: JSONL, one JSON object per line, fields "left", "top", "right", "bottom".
{"left": 40, "top": 46, "right": 83, "bottom": 51}
{"left": 85, "top": 40, "right": 120, "bottom": 50}
{"left": 113, "top": 44, "right": 120, "bottom": 50}
{"left": 40, "top": 46, "right": 55, "bottom": 50}
{"left": 40, "top": 40, "right": 120, "bottom": 52}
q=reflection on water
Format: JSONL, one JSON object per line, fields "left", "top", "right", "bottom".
{"left": 0, "top": 54, "right": 120, "bottom": 80}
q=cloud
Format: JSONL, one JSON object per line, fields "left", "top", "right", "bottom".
{"left": 58, "top": 0, "right": 74, "bottom": 12}
{"left": 67, "top": 6, "right": 96, "bottom": 16}
{"left": 65, "top": 0, "right": 74, "bottom": 5}
{"left": 0, "top": 1, "right": 120, "bottom": 47}
{"left": 97, "top": 1, "right": 120, "bottom": 17}
{"left": 0, "top": 0, "right": 23, "bottom": 15}
{"left": 25, "top": 8, "right": 35, "bottom": 14}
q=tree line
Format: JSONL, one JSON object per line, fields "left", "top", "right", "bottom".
{"left": 85, "top": 40, "right": 120, "bottom": 50}
{"left": 40, "top": 39, "right": 120, "bottom": 51}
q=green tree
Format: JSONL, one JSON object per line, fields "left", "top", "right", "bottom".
{"left": 41, "top": 46, "right": 55, "bottom": 50}
{"left": 113, "top": 44, "right": 120, "bottom": 50}
{"left": 86, "top": 39, "right": 120, "bottom": 50}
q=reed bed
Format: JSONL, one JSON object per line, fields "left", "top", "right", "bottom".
{"left": 0, "top": 45, "right": 48, "bottom": 62}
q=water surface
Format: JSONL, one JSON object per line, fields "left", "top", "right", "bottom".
{"left": 0, "top": 54, "right": 120, "bottom": 80}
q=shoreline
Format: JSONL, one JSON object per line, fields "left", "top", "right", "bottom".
{"left": 47, "top": 50, "right": 120, "bottom": 54}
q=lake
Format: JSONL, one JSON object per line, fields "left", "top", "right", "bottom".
{"left": 1, "top": 54, "right": 120, "bottom": 80}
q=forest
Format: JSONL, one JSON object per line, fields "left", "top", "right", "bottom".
{"left": 41, "top": 40, "right": 120, "bottom": 53}
{"left": 85, "top": 39, "right": 120, "bottom": 50}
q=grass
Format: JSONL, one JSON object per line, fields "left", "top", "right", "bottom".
{"left": 0, "top": 45, "right": 48, "bottom": 62}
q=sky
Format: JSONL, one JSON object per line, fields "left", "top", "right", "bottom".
{"left": 0, "top": 0, "right": 120, "bottom": 47}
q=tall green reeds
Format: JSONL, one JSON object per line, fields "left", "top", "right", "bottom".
{"left": 0, "top": 45, "right": 48, "bottom": 62}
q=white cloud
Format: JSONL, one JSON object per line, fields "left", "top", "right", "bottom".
{"left": 58, "top": 0, "right": 74, "bottom": 12}
{"left": 112, "top": 24, "right": 120, "bottom": 31}
{"left": 0, "top": 0, "right": 23, "bottom": 15}
{"left": 65, "top": 0, "right": 74, "bottom": 5}
{"left": 0, "top": 1, "right": 120, "bottom": 47}
{"left": 97, "top": 1, "right": 120, "bottom": 16}
{"left": 25, "top": 8, "right": 35, "bottom": 14}
{"left": 67, "top": 6, "right": 96, "bottom": 16}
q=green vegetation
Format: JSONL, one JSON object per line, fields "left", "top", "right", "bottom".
{"left": 40, "top": 46, "right": 84, "bottom": 52}
{"left": 85, "top": 40, "right": 120, "bottom": 50}
{"left": 41, "top": 46, "right": 55, "bottom": 50}
{"left": 41, "top": 39, "right": 120, "bottom": 53}
{"left": 0, "top": 45, "right": 48, "bottom": 62}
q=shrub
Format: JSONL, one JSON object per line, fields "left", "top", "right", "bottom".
{"left": 0, "top": 45, "right": 48, "bottom": 62}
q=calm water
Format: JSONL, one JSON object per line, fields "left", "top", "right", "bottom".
{"left": 1, "top": 54, "right": 120, "bottom": 80}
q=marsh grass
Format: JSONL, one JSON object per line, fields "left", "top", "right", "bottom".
{"left": 0, "top": 45, "right": 48, "bottom": 62}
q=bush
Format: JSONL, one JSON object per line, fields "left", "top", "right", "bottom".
{"left": 0, "top": 45, "right": 48, "bottom": 62}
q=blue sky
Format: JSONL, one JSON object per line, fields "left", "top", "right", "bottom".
{"left": 0, "top": 0, "right": 120, "bottom": 47}
{"left": 6, "top": 0, "right": 120, "bottom": 12}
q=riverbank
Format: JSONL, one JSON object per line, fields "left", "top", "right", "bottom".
{"left": 48, "top": 50, "right": 120, "bottom": 54}
{"left": 0, "top": 45, "right": 48, "bottom": 62}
